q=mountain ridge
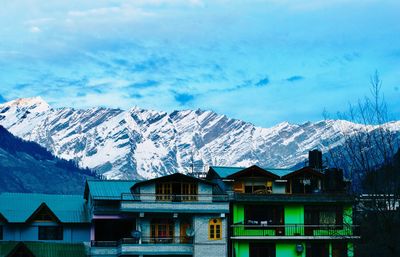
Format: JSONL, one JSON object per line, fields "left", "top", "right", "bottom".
{"left": 1, "top": 97, "right": 399, "bottom": 179}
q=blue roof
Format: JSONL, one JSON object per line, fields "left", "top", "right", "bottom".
{"left": 210, "top": 165, "right": 296, "bottom": 178}
{"left": 0, "top": 193, "right": 89, "bottom": 223}
{"left": 84, "top": 180, "right": 138, "bottom": 200}
{"left": 210, "top": 166, "right": 245, "bottom": 178}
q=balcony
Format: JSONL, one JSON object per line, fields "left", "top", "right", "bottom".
{"left": 90, "top": 237, "right": 194, "bottom": 256}
{"left": 231, "top": 224, "right": 360, "bottom": 240}
{"left": 120, "top": 193, "right": 230, "bottom": 213}
{"left": 233, "top": 193, "right": 354, "bottom": 203}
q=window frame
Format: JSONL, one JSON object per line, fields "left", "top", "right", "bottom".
{"left": 38, "top": 226, "right": 63, "bottom": 240}
{"left": 208, "top": 218, "right": 222, "bottom": 240}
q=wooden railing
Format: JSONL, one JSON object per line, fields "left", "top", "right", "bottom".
{"left": 121, "top": 193, "right": 229, "bottom": 202}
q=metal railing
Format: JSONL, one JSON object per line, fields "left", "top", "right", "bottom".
{"left": 231, "top": 224, "right": 359, "bottom": 237}
{"left": 121, "top": 193, "right": 229, "bottom": 202}
{"left": 91, "top": 236, "right": 193, "bottom": 247}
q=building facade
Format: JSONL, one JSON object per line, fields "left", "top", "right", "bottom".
{"left": 0, "top": 151, "right": 359, "bottom": 257}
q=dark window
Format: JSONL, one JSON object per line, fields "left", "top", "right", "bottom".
{"left": 250, "top": 243, "right": 276, "bottom": 257}
{"left": 332, "top": 243, "right": 347, "bottom": 257}
{"left": 305, "top": 206, "right": 343, "bottom": 226}
{"left": 306, "top": 243, "right": 329, "bottom": 257}
{"left": 245, "top": 205, "right": 284, "bottom": 225}
{"left": 0, "top": 225, "right": 3, "bottom": 240}
{"left": 38, "top": 226, "right": 63, "bottom": 240}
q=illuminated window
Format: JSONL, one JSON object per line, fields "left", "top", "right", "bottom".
{"left": 209, "top": 218, "right": 222, "bottom": 240}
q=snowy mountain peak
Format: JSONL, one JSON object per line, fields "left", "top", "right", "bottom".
{"left": 0, "top": 97, "right": 50, "bottom": 113}
{"left": 0, "top": 98, "right": 399, "bottom": 180}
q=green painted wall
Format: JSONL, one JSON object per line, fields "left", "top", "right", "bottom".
{"left": 276, "top": 243, "right": 306, "bottom": 257}
{"left": 233, "top": 204, "right": 245, "bottom": 223}
{"left": 233, "top": 241, "right": 249, "bottom": 257}
{"left": 284, "top": 205, "right": 304, "bottom": 235}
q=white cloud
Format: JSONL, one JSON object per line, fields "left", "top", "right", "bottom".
{"left": 29, "top": 26, "right": 41, "bottom": 33}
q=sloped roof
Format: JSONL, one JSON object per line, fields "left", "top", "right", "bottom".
{"left": 209, "top": 166, "right": 245, "bottom": 178}
{"left": 0, "top": 242, "right": 86, "bottom": 257}
{"left": 84, "top": 180, "right": 137, "bottom": 200}
{"left": 209, "top": 165, "right": 295, "bottom": 179}
{"left": 0, "top": 193, "right": 89, "bottom": 223}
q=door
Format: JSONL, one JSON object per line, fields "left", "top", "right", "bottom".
{"left": 180, "top": 221, "right": 191, "bottom": 243}
{"left": 250, "top": 243, "right": 276, "bottom": 257}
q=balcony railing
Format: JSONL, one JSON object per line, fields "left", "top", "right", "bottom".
{"left": 231, "top": 224, "right": 360, "bottom": 238}
{"left": 121, "top": 193, "right": 229, "bottom": 202}
{"left": 91, "top": 236, "right": 193, "bottom": 247}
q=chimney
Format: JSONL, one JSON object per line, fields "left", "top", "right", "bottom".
{"left": 308, "top": 149, "right": 322, "bottom": 169}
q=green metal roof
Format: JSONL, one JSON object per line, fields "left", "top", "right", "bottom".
{"left": 84, "top": 180, "right": 137, "bottom": 200}
{"left": 0, "top": 242, "right": 86, "bottom": 257}
{"left": 210, "top": 165, "right": 296, "bottom": 178}
{"left": 0, "top": 193, "right": 89, "bottom": 223}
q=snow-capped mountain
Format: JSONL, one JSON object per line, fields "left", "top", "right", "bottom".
{"left": 1, "top": 97, "right": 399, "bottom": 179}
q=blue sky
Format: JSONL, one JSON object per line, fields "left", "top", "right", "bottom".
{"left": 0, "top": 0, "right": 399, "bottom": 127}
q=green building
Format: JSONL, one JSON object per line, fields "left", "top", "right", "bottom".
{"left": 206, "top": 151, "right": 359, "bottom": 257}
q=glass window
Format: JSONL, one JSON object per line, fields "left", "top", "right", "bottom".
{"left": 150, "top": 219, "right": 174, "bottom": 243}
{"left": 38, "top": 226, "right": 63, "bottom": 240}
{"left": 208, "top": 218, "right": 222, "bottom": 240}
{"left": 156, "top": 183, "right": 172, "bottom": 201}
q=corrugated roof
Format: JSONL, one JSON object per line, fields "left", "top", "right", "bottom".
{"left": 0, "top": 242, "right": 86, "bottom": 257}
{"left": 210, "top": 166, "right": 245, "bottom": 178}
{"left": 263, "top": 168, "right": 296, "bottom": 177}
{"left": 0, "top": 193, "right": 89, "bottom": 223}
{"left": 210, "top": 165, "right": 296, "bottom": 178}
{"left": 85, "top": 180, "right": 137, "bottom": 200}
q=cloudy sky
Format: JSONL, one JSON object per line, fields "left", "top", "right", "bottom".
{"left": 0, "top": 0, "right": 399, "bottom": 127}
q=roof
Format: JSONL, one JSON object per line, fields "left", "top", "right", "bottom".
{"left": 131, "top": 173, "right": 215, "bottom": 191}
{"left": 84, "top": 180, "right": 137, "bottom": 200}
{"left": 0, "top": 193, "right": 89, "bottom": 223}
{"left": 209, "top": 165, "right": 295, "bottom": 179}
{"left": 209, "top": 166, "right": 245, "bottom": 178}
{"left": 0, "top": 242, "right": 86, "bottom": 257}
{"left": 226, "top": 165, "right": 280, "bottom": 179}
{"left": 282, "top": 166, "right": 324, "bottom": 179}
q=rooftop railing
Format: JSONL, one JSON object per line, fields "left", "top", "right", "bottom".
{"left": 231, "top": 224, "right": 360, "bottom": 237}
{"left": 121, "top": 193, "right": 229, "bottom": 202}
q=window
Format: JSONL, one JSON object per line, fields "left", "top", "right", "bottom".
{"left": 38, "top": 226, "right": 63, "bottom": 240}
{"left": 245, "top": 205, "right": 284, "bottom": 225}
{"left": 156, "top": 183, "right": 172, "bottom": 201}
{"left": 208, "top": 218, "right": 222, "bottom": 240}
{"left": 305, "top": 206, "right": 343, "bottom": 227}
{"left": 181, "top": 183, "right": 198, "bottom": 201}
{"left": 150, "top": 219, "right": 174, "bottom": 243}
{"left": 0, "top": 225, "right": 3, "bottom": 240}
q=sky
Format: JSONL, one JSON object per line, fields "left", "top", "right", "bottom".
{"left": 0, "top": 0, "right": 399, "bottom": 127}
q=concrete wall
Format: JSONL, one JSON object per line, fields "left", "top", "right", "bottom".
{"left": 2, "top": 222, "right": 91, "bottom": 243}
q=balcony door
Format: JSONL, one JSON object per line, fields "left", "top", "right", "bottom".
{"left": 150, "top": 219, "right": 174, "bottom": 243}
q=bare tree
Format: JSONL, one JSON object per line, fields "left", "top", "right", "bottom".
{"left": 325, "top": 71, "right": 400, "bottom": 257}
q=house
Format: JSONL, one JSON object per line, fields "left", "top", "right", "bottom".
{"left": 86, "top": 173, "right": 230, "bottom": 257}
{"left": 206, "top": 151, "right": 359, "bottom": 257}
{"left": 0, "top": 193, "right": 89, "bottom": 257}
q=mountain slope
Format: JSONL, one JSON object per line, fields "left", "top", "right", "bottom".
{"left": 0, "top": 125, "right": 99, "bottom": 194}
{"left": 0, "top": 97, "right": 399, "bottom": 179}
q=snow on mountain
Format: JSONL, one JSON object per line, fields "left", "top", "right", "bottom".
{"left": 0, "top": 97, "right": 399, "bottom": 179}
